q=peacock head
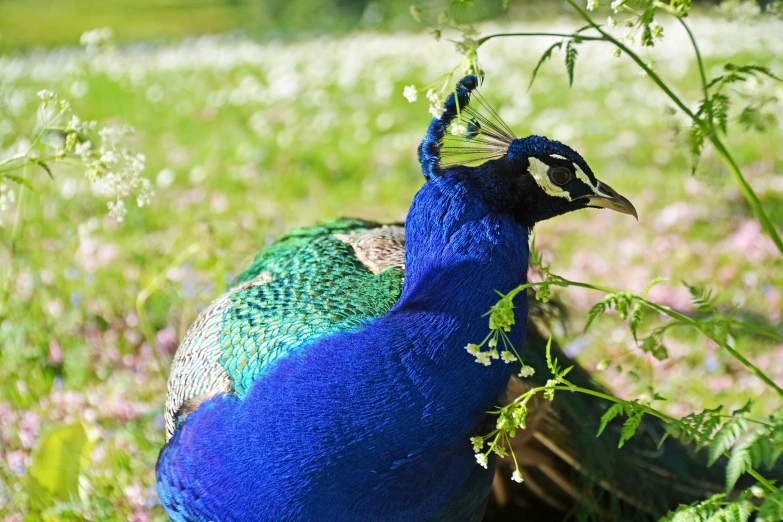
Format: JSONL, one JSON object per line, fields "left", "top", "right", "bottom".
{"left": 418, "top": 75, "right": 637, "bottom": 227}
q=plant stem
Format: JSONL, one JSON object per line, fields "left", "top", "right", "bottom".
{"left": 477, "top": 32, "right": 604, "bottom": 46}
{"left": 709, "top": 134, "right": 783, "bottom": 254}
{"left": 479, "top": 1, "right": 783, "bottom": 256}
{"left": 516, "top": 278, "right": 783, "bottom": 397}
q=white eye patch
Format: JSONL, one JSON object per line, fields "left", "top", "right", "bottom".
{"left": 573, "top": 164, "right": 607, "bottom": 196}
{"left": 528, "top": 158, "right": 607, "bottom": 199}
{"left": 528, "top": 157, "right": 571, "bottom": 200}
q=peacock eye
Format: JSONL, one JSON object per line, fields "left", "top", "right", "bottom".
{"left": 549, "top": 166, "right": 572, "bottom": 186}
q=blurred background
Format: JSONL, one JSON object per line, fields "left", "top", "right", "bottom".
{"left": 0, "top": 0, "right": 781, "bottom": 520}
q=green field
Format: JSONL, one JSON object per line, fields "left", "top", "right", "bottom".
{"left": 1, "top": 2, "right": 782, "bottom": 519}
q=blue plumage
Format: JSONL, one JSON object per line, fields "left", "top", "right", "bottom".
{"left": 157, "top": 76, "right": 640, "bottom": 521}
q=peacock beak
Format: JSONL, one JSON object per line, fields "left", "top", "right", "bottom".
{"left": 584, "top": 181, "right": 638, "bottom": 220}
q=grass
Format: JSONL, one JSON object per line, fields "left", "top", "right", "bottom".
{"left": 0, "top": 6, "right": 782, "bottom": 520}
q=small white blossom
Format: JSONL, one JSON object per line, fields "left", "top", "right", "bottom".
{"left": 464, "top": 343, "right": 480, "bottom": 356}
{"left": 475, "top": 352, "right": 492, "bottom": 366}
{"left": 607, "top": 16, "right": 617, "bottom": 27}
{"left": 75, "top": 141, "right": 92, "bottom": 162}
{"left": 403, "top": 85, "right": 418, "bottom": 103}
{"left": 450, "top": 121, "right": 467, "bottom": 136}
{"left": 544, "top": 379, "right": 558, "bottom": 400}
{"left": 488, "top": 338, "right": 497, "bottom": 348}
{"left": 501, "top": 351, "right": 517, "bottom": 363}
{"left": 37, "top": 89, "right": 55, "bottom": 101}
{"left": 475, "top": 453, "right": 488, "bottom": 469}
{"left": 107, "top": 199, "right": 127, "bottom": 221}
{"left": 488, "top": 349, "right": 499, "bottom": 360}
{"left": 518, "top": 365, "right": 535, "bottom": 378}
{"left": 426, "top": 89, "right": 445, "bottom": 118}
{"left": 751, "top": 485, "right": 765, "bottom": 498}
{"left": 428, "top": 104, "right": 444, "bottom": 119}
{"left": 470, "top": 436, "right": 483, "bottom": 452}
{"left": 511, "top": 470, "right": 524, "bottom": 483}
{"left": 586, "top": 0, "right": 599, "bottom": 11}
{"left": 610, "top": 0, "right": 625, "bottom": 13}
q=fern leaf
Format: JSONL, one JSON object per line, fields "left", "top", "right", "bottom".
{"left": 619, "top": 410, "right": 644, "bottom": 448}
{"left": 528, "top": 42, "right": 562, "bottom": 90}
{"left": 597, "top": 403, "right": 624, "bottom": 437}
{"left": 565, "top": 40, "right": 578, "bottom": 87}
{"left": 709, "top": 416, "right": 748, "bottom": 466}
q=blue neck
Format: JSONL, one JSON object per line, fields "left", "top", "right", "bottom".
{"left": 157, "top": 169, "right": 532, "bottom": 521}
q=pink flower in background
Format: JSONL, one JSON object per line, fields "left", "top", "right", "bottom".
{"left": 722, "top": 219, "right": 777, "bottom": 263}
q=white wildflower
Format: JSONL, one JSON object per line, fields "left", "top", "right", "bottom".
{"left": 610, "top": 0, "right": 625, "bottom": 12}
{"left": 37, "top": 89, "right": 55, "bottom": 102}
{"left": 107, "top": 199, "right": 127, "bottom": 221}
{"left": 428, "top": 103, "right": 444, "bottom": 119}
{"left": 403, "top": 85, "right": 418, "bottom": 103}
{"left": 470, "top": 436, "right": 483, "bottom": 452}
{"left": 464, "top": 343, "right": 480, "bottom": 356}
{"left": 488, "top": 349, "right": 499, "bottom": 360}
{"left": 544, "top": 379, "right": 558, "bottom": 400}
{"left": 488, "top": 338, "right": 497, "bottom": 348}
{"left": 586, "top": 0, "right": 599, "bottom": 11}
{"left": 518, "top": 365, "right": 535, "bottom": 378}
{"left": 751, "top": 485, "right": 765, "bottom": 498}
{"left": 426, "top": 89, "right": 444, "bottom": 118}
{"left": 511, "top": 470, "right": 524, "bottom": 483}
{"left": 607, "top": 16, "right": 617, "bottom": 27}
{"left": 475, "top": 352, "right": 492, "bottom": 366}
{"left": 475, "top": 453, "right": 488, "bottom": 469}
{"left": 449, "top": 121, "right": 467, "bottom": 137}
{"left": 501, "top": 351, "right": 517, "bottom": 363}
{"left": 75, "top": 141, "right": 92, "bottom": 162}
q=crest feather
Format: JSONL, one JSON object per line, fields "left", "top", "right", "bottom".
{"left": 418, "top": 76, "right": 516, "bottom": 179}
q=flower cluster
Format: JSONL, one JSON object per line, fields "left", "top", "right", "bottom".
{"left": 4, "top": 89, "right": 155, "bottom": 222}
{"left": 80, "top": 27, "right": 114, "bottom": 56}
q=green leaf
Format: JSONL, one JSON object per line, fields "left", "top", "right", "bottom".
{"left": 758, "top": 486, "right": 783, "bottom": 521}
{"left": 643, "top": 276, "right": 668, "bottom": 296}
{"left": 709, "top": 416, "right": 748, "bottom": 466}
{"left": 528, "top": 41, "right": 562, "bottom": 90}
{"left": 688, "top": 122, "right": 705, "bottom": 173}
{"left": 684, "top": 281, "right": 716, "bottom": 314}
{"left": 724, "top": 63, "right": 783, "bottom": 83}
{"left": 29, "top": 423, "right": 93, "bottom": 504}
{"left": 619, "top": 410, "right": 644, "bottom": 448}
{"left": 712, "top": 93, "right": 730, "bottom": 134}
{"left": 35, "top": 159, "right": 55, "bottom": 180}
{"left": 597, "top": 403, "right": 624, "bottom": 437}
{"left": 2, "top": 173, "right": 35, "bottom": 191}
{"left": 629, "top": 303, "right": 643, "bottom": 340}
{"left": 565, "top": 40, "right": 578, "bottom": 87}
{"left": 584, "top": 300, "right": 606, "bottom": 332}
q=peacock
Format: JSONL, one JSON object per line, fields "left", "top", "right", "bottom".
{"left": 155, "top": 76, "right": 727, "bottom": 521}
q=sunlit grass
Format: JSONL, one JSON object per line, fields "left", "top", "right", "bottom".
{"left": 0, "top": 12, "right": 782, "bottom": 519}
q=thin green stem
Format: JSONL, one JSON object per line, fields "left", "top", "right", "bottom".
{"left": 565, "top": 0, "right": 695, "bottom": 118}
{"left": 503, "top": 383, "right": 778, "bottom": 492}
{"left": 729, "top": 318, "right": 783, "bottom": 343}
{"left": 477, "top": 32, "right": 604, "bottom": 46}
{"left": 709, "top": 135, "right": 783, "bottom": 255}
{"left": 514, "top": 278, "right": 783, "bottom": 397}
{"left": 679, "top": 18, "right": 709, "bottom": 112}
